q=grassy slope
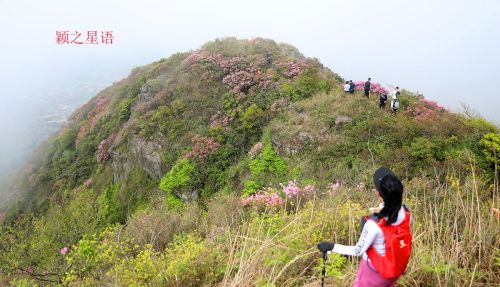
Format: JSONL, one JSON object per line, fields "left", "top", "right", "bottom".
{"left": 1, "top": 38, "right": 499, "bottom": 286}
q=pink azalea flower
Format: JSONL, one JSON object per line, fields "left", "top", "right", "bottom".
{"left": 242, "top": 191, "right": 284, "bottom": 207}
{"left": 329, "top": 181, "right": 341, "bottom": 195}
{"left": 60, "top": 247, "right": 68, "bottom": 256}
{"left": 304, "top": 185, "right": 315, "bottom": 193}
{"left": 280, "top": 180, "right": 302, "bottom": 198}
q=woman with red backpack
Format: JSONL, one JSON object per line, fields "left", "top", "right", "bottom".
{"left": 318, "top": 167, "right": 412, "bottom": 287}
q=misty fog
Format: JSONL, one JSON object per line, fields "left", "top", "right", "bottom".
{"left": 1, "top": 0, "right": 499, "bottom": 205}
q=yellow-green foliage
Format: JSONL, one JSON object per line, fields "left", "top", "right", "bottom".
{"left": 163, "top": 234, "right": 225, "bottom": 286}
{"left": 249, "top": 143, "right": 287, "bottom": 177}
{"left": 7, "top": 278, "right": 39, "bottom": 287}
{"left": 110, "top": 248, "right": 161, "bottom": 287}
{"left": 481, "top": 132, "right": 500, "bottom": 164}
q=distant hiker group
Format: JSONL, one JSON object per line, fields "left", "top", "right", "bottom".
{"left": 343, "top": 80, "right": 355, "bottom": 94}
{"left": 345, "top": 77, "right": 401, "bottom": 113}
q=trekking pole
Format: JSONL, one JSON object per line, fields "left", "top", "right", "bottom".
{"left": 321, "top": 252, "right": 327, "bottom": 287}
{"left": 317, "top": 241, "right": 334, "bottom": 287}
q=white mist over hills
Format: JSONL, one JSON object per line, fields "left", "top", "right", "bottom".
{"left": 0, "top": 0, "right": 499, "bottom": 191}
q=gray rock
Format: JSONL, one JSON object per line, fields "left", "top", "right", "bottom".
{"left": 137, "top": 84, "right": 153, "bottom": 105}
{"left": 335, "top": 115, "right": 352, "bottom": 126}
{"left": 177, "top": 190, "right": 198, "bottom": 201}
{"left": 111, "top": 136, "right": 164, "bottom": 183}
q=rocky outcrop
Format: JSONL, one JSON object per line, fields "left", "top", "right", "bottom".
{"left": 111, "top": 137, "right": 165, "bottom": 182}
{"left": 176, "top": 189, "right": 198, "bottom": 201}
{"left": 334, "top": 115, "right": 352, "bottom": 127}
{"left": 137, "top": 83, "right": 153, "bottom": 104}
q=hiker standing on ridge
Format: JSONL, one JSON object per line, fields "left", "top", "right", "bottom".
{"left": 379, "top": 93, "right": 388, "bottom": 109}
{"left": 390, "top": 87, "right": 401, "bottom": 113}
{"left": 364, "top": 78, "right": 371, "bottom": 98}
{"left": 349, "top": 80, "right": 355, "bottom": 94}
{"left": 317, "top": 167, "right": 413, "bottom": 287}
{"left": 344, "top": 81, "right": 350, "bottom": 93}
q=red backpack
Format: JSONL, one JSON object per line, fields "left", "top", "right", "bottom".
{"left": 366, "top": 209, "right": 412, "bottom": 279}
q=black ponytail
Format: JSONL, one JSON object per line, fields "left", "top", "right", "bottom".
{"left": 378, "top": 174, "right": 403, "bottom": 225}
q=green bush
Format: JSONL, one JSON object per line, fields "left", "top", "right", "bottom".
{"left": 480, "top": 132, "right": 500, "bottom": 165}
{"left": 243, "top": 180, "right": 260, "bottom": 196}
{"left": 99, "top": 183, "right": 123, "bottom": 225}
{"left": 249, "top": 143, "right": 287, "bottom": 177}
{"left": 280, "top": 69, "right": 331, "bottom": 101}
{"left": 240, "top": 103, "right": 264, "bottom": 130}
{"left": 117, "top": 97, "right": 136, "bottom": 122}
{"left": 160, "top": 159, "right": 199, "bottom": 206}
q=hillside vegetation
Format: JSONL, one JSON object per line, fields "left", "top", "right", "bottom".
{"left": 0, "top": 38, "right": 499, "bottom": 287}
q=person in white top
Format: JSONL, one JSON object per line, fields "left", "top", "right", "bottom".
{"left": 344, "top": 81, "right": 351, "bottom": 93}
{"left": 389, "top": 87, "right": 400, "bottom": 100}
{"left": 390, "top": 87, "right": 400, "bottom": 112}
{"left": 317, "top": 167, "right": 412, "bottom": 287}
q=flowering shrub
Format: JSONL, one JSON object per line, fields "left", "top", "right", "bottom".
{"left": 60, "top": 246, "right": 68, "bottom": 256}
{"left": 270, "top": 98, "right": 289, "bottom": 113}
{"left": 184, "top": 48, "right": 261, "bottom": 93}
{"left": 406, "top": 97, "right": 446, "bottom": 121}
{"left": 184, "top": 48, "right": 311, "bottom": 97}
{"left": 209, "top": 111, "right": 231, "bottom": 129}
{"left": 77, "top": 93, "right": 112, "bottom": 141}
{"left": 279, "top": 180, "right": 315, "bottom": 198}
{"left": 96, "top": 134, "right": 116, "bottom": 163}
{"left": 222, "top": 70, "right": 255, "bottom": 93}
{"left": 354, "top": 81, "right": 388, "bottom": 95}
{"left": 329, "top": 181, "right": 341, "bottom": 195}
{"left": 242, "top": 181, "right": 316, "bottom": 210}
{"left": 257, "top": 73, "right": 276, "bottom": 90}
{"left": 185, "top": 135, "right": 221, "bottom": 162}
{"left": 277, "top": 60, "right": 308, "bottom": 79}
{"left": 280, "top": 180, "right": 301, "bottom": 197}
{"left": 242, "top": 188, "right": 284, "bottom": 207}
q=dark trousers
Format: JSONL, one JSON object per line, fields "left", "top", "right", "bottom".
{"left": 364, "top": 90, "right": 369, "bottom": 97}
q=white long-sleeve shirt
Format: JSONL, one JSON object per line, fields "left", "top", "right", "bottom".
{"left": 331, "top": 206, "right": 410, "bottom": 261}
{"left": 344, "top": 83, "right": 351, "bottom": 92}
{"left": 390, "top": 89, "right": 399, "bottom": 100}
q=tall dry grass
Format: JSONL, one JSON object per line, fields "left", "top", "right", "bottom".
{"left": 214, "top": 163, "right": 499, "bottom": 286}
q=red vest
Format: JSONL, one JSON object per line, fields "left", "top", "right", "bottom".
{"left": 366, "top": 210, "right": 412, "bottom": 279}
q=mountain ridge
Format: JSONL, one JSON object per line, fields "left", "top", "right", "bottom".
{"left": 0, "top": 37, "right": 498, "bottom": 286}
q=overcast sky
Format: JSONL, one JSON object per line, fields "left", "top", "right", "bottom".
{"left": 0, "top": 0, "right": 499, "bottom": 177}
